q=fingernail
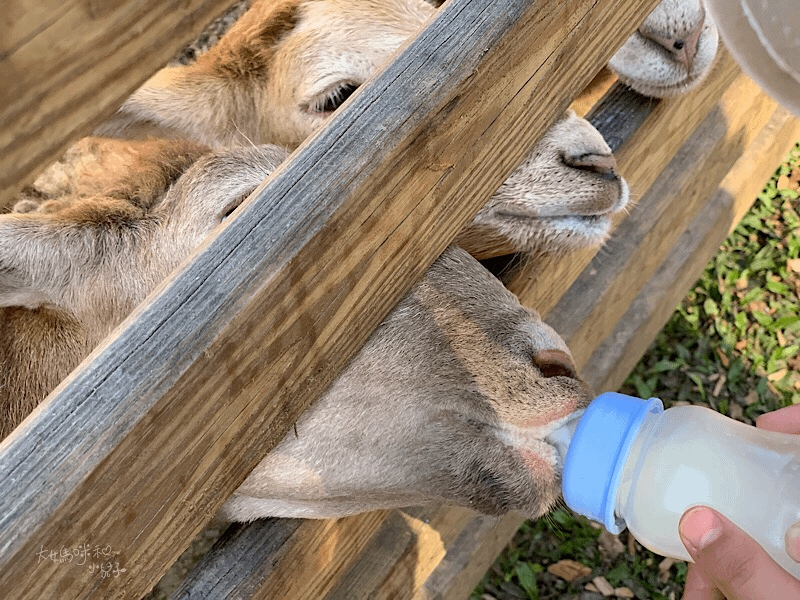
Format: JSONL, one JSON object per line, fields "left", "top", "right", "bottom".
{"left": 680, "top": 506, "right": 723, "bottom": 554}
{"left": 787, "top": 522, "right": 800, "bottom": 563}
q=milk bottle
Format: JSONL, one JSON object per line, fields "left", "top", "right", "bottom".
{"left": 548, "top": 392, "right": 800, "bottom": 576}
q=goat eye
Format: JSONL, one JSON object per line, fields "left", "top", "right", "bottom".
{"left": 310, "top": 82, "right": 360, "bottom": 114}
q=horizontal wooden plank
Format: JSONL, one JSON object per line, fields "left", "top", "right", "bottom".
{"left": 504, "top": 47, "right": 743, "bottom": 317}
{"left": 0, "top": 0, "right": 237, "bottom": 210}
{"left": 586, "top": 105, "right": 800, "bottom": 393}
{"left": 550, "top": 70, "right": 782, "bottom": 380}
{"left": 1, "top": 0, "right": 655, "bottom": 598}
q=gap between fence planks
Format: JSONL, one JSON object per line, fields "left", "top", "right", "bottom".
{"left": 0, "top": 0, "right": 239, "bottom": 210}
{"left": 0, "top": 0, "right": 662, "bottom": 598}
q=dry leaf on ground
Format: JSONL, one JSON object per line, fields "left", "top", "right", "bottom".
{"left": 598, "top": 530, "right": 626, "bottom": 559}
{"left": 729, "top": 402, "right": 744, "bottom": 421}
{"left": 743, "top": 389, "right": 759, "bottom": 405}
{"left": 547, "top": 558, "right": 591, "bottom": 581}
{"left": 592, "top": 575, "right": 616, "bottom": 596}
{"left": 712, "top": 374, "right": 727, "bottom": 397}
{"left": 659, "top": 557, "right": 678, "bottom": 582}
{"left": 768, "top": 369, "right": 788, "bottom": 381}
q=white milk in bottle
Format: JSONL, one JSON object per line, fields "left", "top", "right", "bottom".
{"left": 548, "top": 392, "right": 800, "bottom": 577}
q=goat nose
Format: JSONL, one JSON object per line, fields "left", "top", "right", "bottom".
{"left": 564, "top": 152, "right": 618, "bottom": 178}
{"left": 641, "top": 7, "right": 706, "bottom": 76}
{"left": 531, "top": 349, "right": 578, "bottom": 380}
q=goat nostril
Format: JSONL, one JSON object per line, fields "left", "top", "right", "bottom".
{"left": 641, "top": 8, "right": 705, "bottom": 75}
{"left": 564, "top": 152, "right": 617, "bottom": 177}
{"left": 531, "top": 349, "right": 578, "bottom": 380}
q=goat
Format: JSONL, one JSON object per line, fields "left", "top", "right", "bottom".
{"left": 1, "top": 139, "right": 591, "bottom": 520}
{"left": 91, "top": 0, "right": 630, "bottom": 260}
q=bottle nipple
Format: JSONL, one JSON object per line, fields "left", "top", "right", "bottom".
{"left": 546, "top": 411, "right": 583, "bottom": 468}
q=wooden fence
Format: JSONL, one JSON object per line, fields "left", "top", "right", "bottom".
{"left": 1, "top": 0, "right": 798, "bottom": 598}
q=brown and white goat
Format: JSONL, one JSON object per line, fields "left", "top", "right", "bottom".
{"left": 1, "top": 139, "right": 591, "bottom": 520}
{"left": 92, "top": 0, "right": 630, "bottom": 259}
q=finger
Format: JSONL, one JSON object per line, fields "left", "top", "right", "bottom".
{"left": 755, "top": 404, "right": 800, "bottom": 433}
{"left": 682, "top": 562, "right": 725, "bottom": 600}
{"left": 679, "top": 506, "right": 800, "bottom": 600}
{"left": 787, "top": 522, "right": 800, "bottom": 563}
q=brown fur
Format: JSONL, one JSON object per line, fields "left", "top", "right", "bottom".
{"left": 13, "top": 138, "right": 207, "bottom": 214}
{"left": 0, "top": 141, "right": 284, "bottom": 438}
{"left": 0, "top": 308, "right": 88, "bottom": 439}
{"left": 202, "top": 1, "right": 301, "bottom": 80}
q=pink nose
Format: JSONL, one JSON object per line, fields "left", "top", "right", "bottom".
{"left": 640, "top": 6, "right": 706, "bottom": 75}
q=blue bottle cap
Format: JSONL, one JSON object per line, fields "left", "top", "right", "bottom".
{"left": 562, "top": 392, "right": 663, "bottom": 533}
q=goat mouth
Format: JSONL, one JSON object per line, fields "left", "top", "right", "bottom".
{"left": 496, "top": 212, "right": 613, "bottom": 237}
{"left": 497, "top": 410, "right": 587, "bottom": 473}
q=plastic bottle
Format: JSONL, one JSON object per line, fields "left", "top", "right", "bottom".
{"left": 547, "top": 392, "right": 800, "bottom": 577}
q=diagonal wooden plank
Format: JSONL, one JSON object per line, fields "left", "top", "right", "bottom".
{"left": 0, "top": 0, "right": 648, "bottom": 597}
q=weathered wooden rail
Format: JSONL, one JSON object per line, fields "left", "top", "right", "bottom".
{"left": 1, "top": 0, "right": 798, "bottom": 599}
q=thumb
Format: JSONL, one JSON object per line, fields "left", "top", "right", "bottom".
{"left": 679, "top": 506, "right": 800, "bottom": 600}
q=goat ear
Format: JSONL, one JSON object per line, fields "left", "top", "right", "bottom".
{"left": 0, "top": 272, "right": 54, "bottom": 310}
{"left": 95, "top": 65, "right": 245, "bottom": 145}
{"left": 0, "top": 217, "right": 66, "bottom": 310}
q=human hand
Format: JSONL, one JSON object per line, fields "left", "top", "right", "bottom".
{"left": 679, "top": 507, "right": 800, "bottom": 599}
{"left": 755, "top": 403, "right": 800, "bottom": 435}
{"left": 757, "top": 403, "right": 800, "bottom": 564}
{"left": 679, "top": 403, "right": 800, "bottom": 599}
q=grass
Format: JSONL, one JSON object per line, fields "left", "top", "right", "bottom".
{"left": 472, "top": 143, "right": 800, "bottom": 600}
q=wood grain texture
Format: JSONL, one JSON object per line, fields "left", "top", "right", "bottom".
{"left": 1, "top": 0, "right": 239, "bottom": 210}
{"left": 0, "top": 0, "right": 662, "bottom": 598}
{"left": 171, "top": 518, "right": 303, "bottom": 599}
